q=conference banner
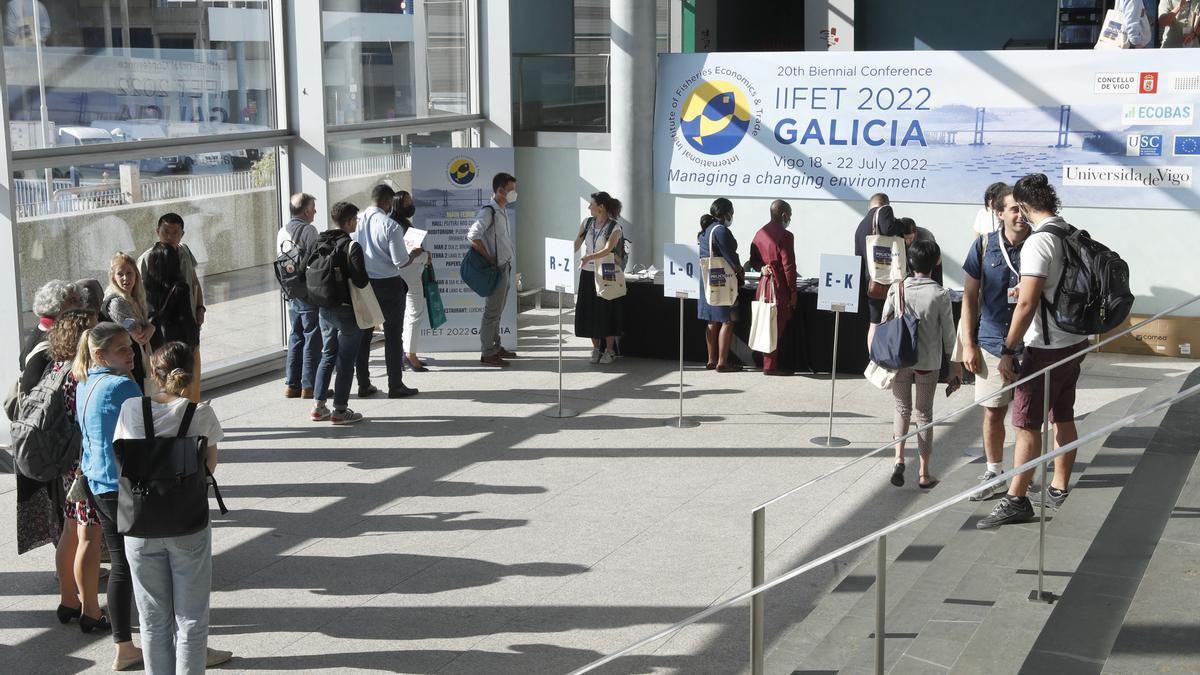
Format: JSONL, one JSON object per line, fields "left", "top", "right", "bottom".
{"left": 412, "top": 148, "right": 518, "bottom": 352}
{"left": 655, "top": 50, "right": 1200, "bottom": 209}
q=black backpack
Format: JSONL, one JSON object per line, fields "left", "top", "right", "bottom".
{"left": 114, "top": 398, "right": 228, "bottom": 538}
{"left": 305, "top": 238, "right": 347, "bottom": 309}
{"left": 1038, "top": 222, "right": 1133, "bottom": 343}
{"left": 11, "top": 363, "right": 81, "bottom": 482}
{"left": 274, "top": 221, "right": 310, "bottom": 301}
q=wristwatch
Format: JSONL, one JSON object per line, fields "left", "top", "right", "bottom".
{"left": 1000, "top": 345, "right": 1017, "bottom": 356}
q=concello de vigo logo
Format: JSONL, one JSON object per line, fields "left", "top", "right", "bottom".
{"left": 447, "top": 156, "right": 477, "bottom": 186}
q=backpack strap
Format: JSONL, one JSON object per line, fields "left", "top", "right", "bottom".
{"left": 206, "top": 467, "right": 229, "bottom": 515}
{"left": 1034, "top": 222, "right": 1072, "bottom": 346}
{"left": 141, "top": 396, "right": 156, "bottom": 439}
{"left": 177, "top": 401, "right": 198, "bottom": 438}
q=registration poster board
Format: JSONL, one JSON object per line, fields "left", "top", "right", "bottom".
{"left": 545, "top": 237, "right": 576, "bottom": 294}
{"left": 817, "top": 254, "right": 860, "bottom": 313}
{"left": 663, "top": 243, "right": 702, "bottom": 299}
{"left": 655, "top": 50, "right": 1199, "bottom": 209}
{"left": 412, "top": 148, "right": 518, "bottom": 352}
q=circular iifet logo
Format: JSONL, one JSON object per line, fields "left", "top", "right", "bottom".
{"left": 447, "top": 156, "right": 477, "bottom": 186}
{"left": 680, "top": 80, "right": 752, "bottom": 155}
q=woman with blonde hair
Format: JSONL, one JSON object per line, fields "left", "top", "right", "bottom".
{"left": 114, "top": 342, "right": 233, "bottom": 672}
{"left": 103, "top": 252, "right": 157, "bottom": 392}
{"left": 75, "top": 322, "right": 144, "bottom": 670}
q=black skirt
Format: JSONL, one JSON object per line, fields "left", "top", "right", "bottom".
{"left": 575, "top": 269, "right": 624, "bottom": 338}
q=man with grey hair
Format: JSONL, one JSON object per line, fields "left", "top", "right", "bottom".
{"left": 278, "top": 192, "right": 322, "bottom": 398}
{"left": 22, "top": 279, "right": 86, "bottom": 369}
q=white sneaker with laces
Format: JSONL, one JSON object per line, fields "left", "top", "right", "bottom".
{"left": 970, "top": 470, "right": 1002, "bottom": 501}
{"left": 598, "top": 350, "right": 616, "bottom": 364}
{"left": 589, "top": 348, "right": 602, "bottom": 364}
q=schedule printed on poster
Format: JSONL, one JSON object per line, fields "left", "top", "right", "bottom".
{"left": 663, "top": 243, "right": 702, "bottom": 300}
{"left": 817, "top": 254, "right": 861, "bottom": 313}
{"left": 545, "top": 237, "right": 577, "bottom": 294}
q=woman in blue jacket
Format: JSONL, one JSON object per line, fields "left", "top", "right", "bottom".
{"left": 75, "top": 322, "right": 144, "bottom": 670}
{"left": 697, "top": 198, "right": 743, "bottom": 371}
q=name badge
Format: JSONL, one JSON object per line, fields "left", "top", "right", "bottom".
{"left": 1007, "top": 287, "right": 1019, "bottom": 305}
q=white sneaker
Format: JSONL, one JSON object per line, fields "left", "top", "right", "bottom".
{"left": 970, "top": 471, "right": 1002, "bottom": 501}
{"left": 598, "top": 350, "right": 616, "bottom": 364}
{"left": 589, "top": 348, "right": 602, "bottom": 364}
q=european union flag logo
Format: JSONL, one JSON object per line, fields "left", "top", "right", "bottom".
{"left": 1175, "top": 135, "right": 1200, "bottom": 156}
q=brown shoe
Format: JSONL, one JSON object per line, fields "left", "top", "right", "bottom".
{"left": 480, "top": 355, "right": 510, "bottom": 367}
{"left": 285, "top": 386, "right": 301, "bottom": 399}
{"left": 497, "top": 348, "right": 518, "bottom": 359}
{"left": 301, "top": 388, "right": 314, "bottom": 399}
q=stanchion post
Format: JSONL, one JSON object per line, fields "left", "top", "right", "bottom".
{"left": 666, "top": 292, "right": 699, "bottom": 428}
{"left": 1030, "top": 370, "right": 1053, "bottom": 602}
{"left": 751, "top": 509, "right": 765, "bottom": 675}
{"left": 811, "top": 308, "right": 850, "bottom": 447}
{"left": 543, "top": 286, "right": 578, "bottom": 419}
{"left": 875, "top": 534, "right": 886, "bottom": 675}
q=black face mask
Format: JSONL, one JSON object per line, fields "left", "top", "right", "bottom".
{"left": 396, "top": 204, "right": 416, "bottom": 220}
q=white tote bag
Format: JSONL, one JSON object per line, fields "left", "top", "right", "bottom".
{"left": 748, "top": 277, "right": 778, "bottom": 353}
{"left": 349, "top": 282, "right": 385, "bottom": 329}
{"left": 701, "top": 224, "right": 738, "bottom": 307}
{"left": 594, "top": 254, "right": 627, "bottom": 300}
{"left": 864, "top": 206, "right": 906, "bottom": 292}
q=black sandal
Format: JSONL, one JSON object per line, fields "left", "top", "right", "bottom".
{"left": 890, "top": 463, "right": 905, "bottom": 487}
{"left": 919, "top": 475, "right": 938, "bottom": 489}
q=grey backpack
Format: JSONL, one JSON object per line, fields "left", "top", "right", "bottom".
{"left": 11, "top": 364, "right": 81, "bottom": 482}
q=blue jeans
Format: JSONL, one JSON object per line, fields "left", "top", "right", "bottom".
{"left": 314, "top": 304, "right": 365, "bottom": 408}
{"left": 286, "top": 298, "right": 321, "bottom": 390}
{"left": 126, "top": 527, "right": 212, "bottom": 675}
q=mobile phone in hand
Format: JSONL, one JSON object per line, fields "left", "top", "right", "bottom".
{"left": 945, "top": 379, "right": 961, "bottom": 397}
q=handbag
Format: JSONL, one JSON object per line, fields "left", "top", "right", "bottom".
{"left": 864, "top": 361, "right": 896, "bottom": 390}
{"left": 422, "top": 265, "right": 447, "bottom": 330}
{"left": 701, "top": 224, "right": 738, "bottom": 307}
{"left": 748, "top": 277, "right": 778, "bottom": 353}
{"left": 349, "top": 281, "right": 385, "bottom": 330}
{"left": 864, "top": 206, "right": 906, "bottom": 300}
{"left": 460, "top": 205, "right": 501, "bottom": 297}
{"left": 870, "top": 281, "right": 920, "bottom": 370}
{"left": 114, "top": 398, "right": 228, "bottom": 538}
{"left": 593, "top": 253, "right": 627, "bottom": 300}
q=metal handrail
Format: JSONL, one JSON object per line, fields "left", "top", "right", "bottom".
{"left": 756, "top": 292, "right": 1200, "bottom": 513}
{"left": 569, "top": 380, "right": 1200, "bottom": 675}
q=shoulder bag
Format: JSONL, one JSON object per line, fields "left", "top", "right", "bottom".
{"left": 460, "top": 205, "right": 501, "bottom": 297}
{"left": 870, "top": 281, "right": 920, "bottom": 371}
{"left": 701, "top": 224, "right": 738, "bottom": 307}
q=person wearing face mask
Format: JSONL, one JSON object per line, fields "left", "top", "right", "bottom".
{"left": 467, "top": 173, "right": 520, "bottom": 367}
{"left": 747, "top": 200, "right": 797, "bottom": 376}
{"left": 696, "top": 197, "right": 743, "bottom": 372}
{"left": 390, "top": 190, "right": 433, "bottom": 372}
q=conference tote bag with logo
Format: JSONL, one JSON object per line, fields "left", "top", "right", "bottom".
{"left": 701, "top": 224, "right": 738, "bottom": 307}
{"left": 865, "top": 207, "right": 906, "bottom": 300}
{"left": 594, "top": 253, "right": 628, "bottom": 300}
{"left": 748, "top": 276, "right": 778, "bottom": 354}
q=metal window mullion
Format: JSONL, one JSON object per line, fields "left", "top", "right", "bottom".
{"left": 10, "top": 130, "right": 297, "bottom": 171}
{"left": 324, "top": 114, "right": 486, "bottom": 142}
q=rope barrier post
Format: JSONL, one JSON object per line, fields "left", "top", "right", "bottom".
{"left": 812, "top": 308, "right": 850, "bottom": 447}
{"left": 875, "top": 534, "right": 886, "bottom": 675}
{"left": 1029, "top": 371, "right": 1054, "bottom": 603}
{"left": 543, "top": 286, "right": 578, "bottom": 419}
{"left": 751, "top": 509, "right": 765, "bottom": 675}
{"left": 666, "top": 292, "right": 699, "bottom": 428}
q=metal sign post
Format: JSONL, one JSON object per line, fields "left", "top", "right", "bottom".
{"left": 666, "top": 292, "right": 699, "bottom": 428}
{"left": 544, "top": 285, "right": 578, "bottom": 419}
{"left": 811, "top": 253, "right": 860, "bottom": 448}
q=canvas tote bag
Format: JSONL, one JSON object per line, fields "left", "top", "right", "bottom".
{"left": 701, "top": 224, "right": 738, "bottom": 307}
{"left": 349, "top": 281, "right": 385, "bottom": 329}
{"left": 865, "top": 207, "right": 906, "bottom": 300}
{"left": 594, "top": 253, "right": 628, "bottom": 300}
{"left": 748, "top": 276, "right": 778, "bottom": 353}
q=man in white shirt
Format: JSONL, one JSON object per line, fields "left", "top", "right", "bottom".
{"left": 467, "top": 173, "right": 519, "bottom": 367}
{"left": 1160, "top": 0, "right": 1199, "bottom": 47}
{"left": 278, "top": 193, "right": 321, "bottom": 399}
{"left": 1117, "top": 0, "right": 1153, "bottom": 48}
{"left": 978, "top": 174, "right": 1089, "bottom": 530}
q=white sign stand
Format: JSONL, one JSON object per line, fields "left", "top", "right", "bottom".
{"left": 811, "top": 254, "right": 861, "bottom": 448}
{"left": 664, "top": 244, "right": 701, "bottom": 429}
{"left": 544, "top": 238, "right": 578, "bottom": 419}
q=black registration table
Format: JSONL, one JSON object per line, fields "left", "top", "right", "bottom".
{"left": 619, "top": 279, "right": 962, "bottom": 376}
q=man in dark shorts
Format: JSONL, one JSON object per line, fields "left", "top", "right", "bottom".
{"left": 977, "top": 174, "right": 1087, "bottom": 529}
{"left": 853, "top": 193, "right": 902, "bottom": 350}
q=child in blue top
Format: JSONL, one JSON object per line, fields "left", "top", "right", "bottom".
{"left": 74, "top": 322, "right": 143, "bottom": 669}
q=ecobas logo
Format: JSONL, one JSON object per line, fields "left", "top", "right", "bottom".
{"left": 447, "top": 156, "right": 477, "bottom": 186}
{"left": 680, "top": 80, "right": 752, "bottom": 155}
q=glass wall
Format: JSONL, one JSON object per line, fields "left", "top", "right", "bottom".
{"left": 4, "top": 0, "right": 275, "bottom": 151}
{"left": 322, "top": 0, "right": 471, "bottom": 125}
{"left": 327, "top": 127, "right": 477, "bottom": 205}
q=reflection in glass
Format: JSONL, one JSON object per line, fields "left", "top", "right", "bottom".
{"left": 327, "top": 128, "right": 474, "bottom": 205}
{"left": 322, "top": 0, "right": 470, "bottom": 125}
{"left": 14, "top": 146, "right": 283, "bottom": 369}
{"left": 4, "top": 0, "right": 275, "bottom": 150}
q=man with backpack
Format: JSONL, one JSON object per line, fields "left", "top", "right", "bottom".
{"left": 276, "top": 193, "right": 322, "bottom": 399}
{"left": 959, "top": 185, "right": 1031, "bottom": 501}
{"left": 978, "top": 173, "right": 1132, "bottom": 528}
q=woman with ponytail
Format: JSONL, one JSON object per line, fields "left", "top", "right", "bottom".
{"left": 74, "top": 322, "right": 143, "bottom": 669}
{"left": 696, "top": 197, "right": 744, "bottom": 371}
{"left": 113, "top": 342, "right": 232, "bottom": 672}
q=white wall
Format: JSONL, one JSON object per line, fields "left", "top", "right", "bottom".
{"left": 518, "top": 146, "right": 1200, "bottom": 317}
